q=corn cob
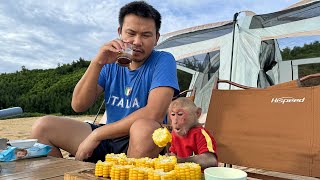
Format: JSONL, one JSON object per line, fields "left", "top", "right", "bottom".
{"left": 134, "top": 157, "right": 154, "bottom": 168}
{"left": 118, "top": 157, "right": 136, "bottom": 166}
{"left": 148, "top": 169, "right": 176, "bottom": 180}
{"left": 94, "top": 160, "right": 113, "bottom": 178}
{"left": 174, "top": 162, "right": 201, "bottom": 180}
{"left": 110, "top": 164, "right": 134, "bottom": 180}
{"left": 152, "top": 127, "right": 172, "bottom": 147}
{"left": 103, "top": 153, "right": 196, "bottom": 179}
{"left": 154, "top": 155, "right": 177, "bottom": 172}
{"left": 128, "top": 167, "right": 151, "bottom": 180}
{"left": 105, "top": 153, "right": 127, "bottom": 164}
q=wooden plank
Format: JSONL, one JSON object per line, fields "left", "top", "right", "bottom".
{"left": 0, "top": 157, "right": 68, "bottom": 174}
{"left": 0, "top": 158, "right": 81, "bottom": 178}
{"left": 234, "top": 165, "right": 320, "bottom": 180}
{"left": 44, "top": 177, "right": 65, "bottom": 180}
{"left": 64, "top": 168, "right": 109, "bottom": 180}
{"left": 0, "top": 156, "right": 94, "bottom": 180}
{"left": 13, "top": 164, "right": 93, "bottom": 180}
{"left": 23, "top": 165, "right": 93, "bottom": 180}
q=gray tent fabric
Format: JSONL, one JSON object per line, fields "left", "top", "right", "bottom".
{"left": 156, "top": 22, "right": 233, "bottom": 50}
{"left": 250, "top": 1, "right": 320, "bottom": 29}
{"left": 257, "top": 40, "right": 277, "bottom": 88}
{"left": 202, "top": 51, "right": 220, "bottom": 81}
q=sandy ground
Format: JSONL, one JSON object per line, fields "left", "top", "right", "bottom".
{"left": 0, "top": 115, "right": 103, "bottom": 158}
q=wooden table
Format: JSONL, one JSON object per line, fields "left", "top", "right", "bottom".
{"left": 0, "top": 156, "right": 94, "bottom": 180}
{"left": 1, "top": 157, "right": 319, "bottom": 180}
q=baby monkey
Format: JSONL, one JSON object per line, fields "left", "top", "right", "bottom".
{"left": 168, "top": 97, "right": 218, "bottom": 169}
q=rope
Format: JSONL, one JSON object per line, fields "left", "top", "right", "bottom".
{"left": 92, "top": 99, "right": 105, "bottom": 124}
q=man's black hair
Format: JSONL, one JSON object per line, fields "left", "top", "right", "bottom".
{"left": 119, "top": 1, "right": 161, "bottom": 33}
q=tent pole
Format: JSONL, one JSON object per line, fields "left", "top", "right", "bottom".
{"left": 225, "top": 12, "right": 239, "bottom": 168}
{"left": 229, "top": 12, "right": 239, "bottom": 89}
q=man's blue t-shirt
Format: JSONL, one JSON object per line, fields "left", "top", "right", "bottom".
{"left": 98, "top": 50, "right": 180, "bottom": 124}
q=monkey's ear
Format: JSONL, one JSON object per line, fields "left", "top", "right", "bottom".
{"left": 196, "top": 107, "right": 202, "bottom": 118}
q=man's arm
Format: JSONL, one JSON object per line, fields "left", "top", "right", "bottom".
{"left": 93, "top": 86, "right": 174, "bottom": 139}
{"left": 178, "top": 129, "right": 218, "bottom": 169}
{"left": 72, "top": 39, "right": 125, "bottom": 112}
{"left": 177, "top": 152, "right": 218, "bottom": 169}
{"left": 71, "top": 61, "right": 104, "bottom": 112}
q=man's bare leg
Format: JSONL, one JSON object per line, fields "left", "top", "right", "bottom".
{"left": 127, "top": 119, "right": 162, "bottom": 158}
{"left": 31, "top": 115, "right": 92, "bottom": 157}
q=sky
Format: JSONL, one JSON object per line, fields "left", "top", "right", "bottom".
{"left": 0, "top": 0, "right": 306, "bottom": 73}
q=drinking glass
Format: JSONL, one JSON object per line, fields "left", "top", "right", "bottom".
{"left": 116, "top": 43, "right": 133, "bottom": 67}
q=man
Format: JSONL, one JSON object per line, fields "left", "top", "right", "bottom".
{"left": 31, "top": 1, "right": 179, "bottom": 163}
{"left": 168, "top": 97, "right": 218, "bottom": 170}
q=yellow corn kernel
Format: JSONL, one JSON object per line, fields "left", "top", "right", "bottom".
{"left": 148, "top": 169, "right": 176, "bottom": 180}
{"left": 110, "top": 164, "right": 134, "bottom": 180}
{"left": 118, "top": 157, "right": 136, "bottom": 165}
{"left": 152, "top": 127, "right": 172, "bottom": 147}
{"left": 127, "top": 158, "right": 137, "bottom": 165}
{"left": 154, "top": 156, "right": 177, "bottom": 172}
{"left": 94, "top": 160, "right": 113, "bottom": 178}
{"left": 105, "top": 153, "right": 127, "bottom": 164}
{"left": 95, "top": 160, "right": 103, "bottom": 177}
{"left": 174, "top": 162, "right": 201, "bottom": 180}
{"left": 134, "top": 157, "right": 154, "bottom": 168}
{"left": 128, "top": 167, "right": 151, "bottom": 180}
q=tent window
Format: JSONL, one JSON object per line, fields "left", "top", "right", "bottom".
{"left": 277, "top": 35, "right": 320, "bottom": 83}
{"left": 177, "top": 50, "right": 220, "bottom": 90}
{"left": 279, "top": 36, "right": 320, "bottom": 61}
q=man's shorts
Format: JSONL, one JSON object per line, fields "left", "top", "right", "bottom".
{"left": 85, "top": 123, "right": 129, "bottom": 163}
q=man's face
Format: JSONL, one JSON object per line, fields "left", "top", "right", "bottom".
{"left": 119, "top": 14, "right": 159, "bottom": 64}
{"left": 169, "top": 107, "right": 195, "bottom": 137}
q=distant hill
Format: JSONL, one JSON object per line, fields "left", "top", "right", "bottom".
{"left": 0, "top": 58, "right": 105, "bottom": 115}
{"left": 282, "top": 41, "right": 320, "bottom": 61}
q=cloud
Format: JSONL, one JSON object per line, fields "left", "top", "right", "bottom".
{"left": 153, "top": 0, "right": 302, "bottom": 34}
{"left": 0, "top": 0, "right": 302, "bottom": 73}
{"left": 0, "top": 0, "right": 124, "bottom": 73}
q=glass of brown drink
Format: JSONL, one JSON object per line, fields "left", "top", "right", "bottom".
{"left": 116, "top": 43, "right": 133, "bottom": 67}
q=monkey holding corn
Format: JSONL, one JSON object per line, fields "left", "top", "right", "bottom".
{"left": 167, "top": 97, "right": 218, "bottom": 169}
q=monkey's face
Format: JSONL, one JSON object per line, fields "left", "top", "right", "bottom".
{"left": 169, "top": 108, "right": 195, "bottom": 137}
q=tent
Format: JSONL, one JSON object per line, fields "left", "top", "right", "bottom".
{"left": 156, "top": 0, "right": 320, "bottom": 114}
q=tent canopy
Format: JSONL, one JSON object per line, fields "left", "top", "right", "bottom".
{"left": 156, "top": 0, "right": 320, "bottom": 114}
